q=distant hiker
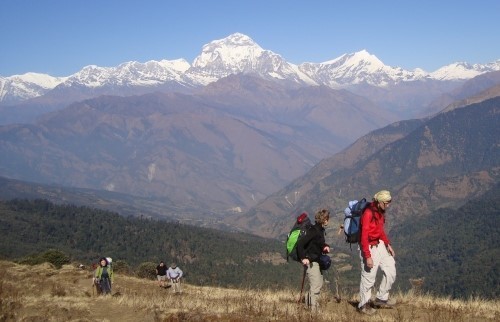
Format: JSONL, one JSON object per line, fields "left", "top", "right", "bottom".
{"left": 296, "top": 209, "right": 330, "bottom": 312}
{"left": 167, "top": 263, "right": 183, "bottom": 293}
{"left": 93, "top": 257, "right": 114, "bottom": 295}
{"left": 156, "top": 261, "right": 168, "bottom": 288}
{"left": 357, "top": 190, "right": 396, "bottom": 315}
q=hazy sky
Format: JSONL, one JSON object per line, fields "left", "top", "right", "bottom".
{"left": 1, "top": 0, "right": 499, "bottom": 77}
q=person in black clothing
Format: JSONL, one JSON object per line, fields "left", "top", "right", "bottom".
{"left": 156, "top": 261, "right": 168, "bottom": 288}
{"left": 297, "top": 209, "right": 330, "bottom": 312}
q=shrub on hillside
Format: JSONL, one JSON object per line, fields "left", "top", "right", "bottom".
{"left": 136, "top": 262, "right": 157, "bottom": 280}
{"left": 18, "top": 249, "right": 70, "bottom": 269}
{"left": 113, "top": 260, "right": 130, "bottom": 274}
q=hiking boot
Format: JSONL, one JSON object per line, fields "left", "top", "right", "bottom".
{"left": 373, "top": 297, "right": 396, "bottom": 308}
{"left": 358, "top": 304, "right": 376, "bottom": 315}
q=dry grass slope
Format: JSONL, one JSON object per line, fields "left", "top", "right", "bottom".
{"left": 0, "top": 260, "right": 498, "bottom": 322}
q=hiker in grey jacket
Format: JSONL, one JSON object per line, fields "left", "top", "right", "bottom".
{"left": 296, "top": 209, "right": 330, "bottom": 312}
{"left": 167, "top": 263, "right": 183, "bottom": 293}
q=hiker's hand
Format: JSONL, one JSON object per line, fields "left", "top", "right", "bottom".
{"left": 387, "top": 244, "right": 395, "bottom": 257}
{"left": 366, "top": 257, "right": 374, "bottom": 268}
{"left": 301, "top": 258, "right": 310, "bottom": 266}
{"left": 323, "top": 246, "right": 330, "bottom": 253}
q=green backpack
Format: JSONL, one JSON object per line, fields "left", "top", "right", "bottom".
{"left": 286, "top": 212, "right": 312, "bottom": 262}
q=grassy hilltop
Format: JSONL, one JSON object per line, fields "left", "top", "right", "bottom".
{"left": 1, "top": 260, "right": 498, "bottom": 322}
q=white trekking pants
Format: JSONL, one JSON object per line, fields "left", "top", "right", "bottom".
{"left": 358, "top": 240, "right": 396, "bottom": 308}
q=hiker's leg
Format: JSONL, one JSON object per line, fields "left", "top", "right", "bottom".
{"left": 94, "top": 280, "right": 102, "bottom": 295}
{"left": 175, "top": 278, "right": 181, "bottom": 293}
{"left": 307, "top": 263, "right": 323, "bottom": 311}
{"left": 101, "top": 278, "right": 111, "bottom": 294}
{"left": 358, "top": 246, "right": 381, "bottom": 308}
{"left": 376, "top": 243, "right": 396, "bottom": 301}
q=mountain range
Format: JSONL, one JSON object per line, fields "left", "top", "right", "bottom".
{"left": 1, "top": 33, "right": 499, "bottom": 124}
{"left": 0, "top": 33, "right": 499, "bottom": 232}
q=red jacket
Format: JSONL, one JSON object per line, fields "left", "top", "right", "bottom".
{"left": 360, "top": 202, "right": 390, "bottom": 259}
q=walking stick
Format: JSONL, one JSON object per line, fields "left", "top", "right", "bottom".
{"left": 333, "top": 265, "right": 341, "bottom": 303}
{"left": 297, "top": 265, "right": 307, "bottom": 304}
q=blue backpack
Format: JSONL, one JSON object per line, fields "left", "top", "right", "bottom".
{"left": 343, "top": 198, "right": 370, "bottom": 244}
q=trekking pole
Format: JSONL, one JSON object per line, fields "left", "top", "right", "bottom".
{"left": 297, "top": 265, "right": 307, "bottom": 304}
{"left": 333, "top": 265, "right": 341, "bottom": 303}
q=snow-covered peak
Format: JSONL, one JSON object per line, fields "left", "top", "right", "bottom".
{"left": 299, "top": 50, "right": 426, "bottom": 87}
{"left": 187, "top": 33, "right": 316, "bottom": 86}
{"left": 430, "top": 61, "right": 500, "bottom": 80}
{"left": 63, "top": 59, "right": 191, "bottom": 88}
{"left": 0, "top": 72, "right": 67, "bottom": 104}
{"left": 323, "top": 49, "right": 385, "bottom": 71}
{"left": 156, "top": 59, "right": 191, "bottom": 73}
{"left": 193, "top": 33, "right": 266, "bottom": 70}
{"left": 6, "top": 72, "right": 67, "bottom": 89}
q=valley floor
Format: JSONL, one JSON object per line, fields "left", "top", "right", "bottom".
{"left": 0, "top": 260, "right": 498, "bottom": 322}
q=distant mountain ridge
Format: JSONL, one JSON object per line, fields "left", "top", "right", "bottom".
{"left": 1, "top": 33, "right": 499, "bottom": 105}
{"left": 0, "top": 76, "right": 395, "bottom": 213}
{"left": 231, "top": 96, "right": 500, "bottom": 239}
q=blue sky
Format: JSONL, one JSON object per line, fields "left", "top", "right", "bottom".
{"left": 1, "top": 0, "right": 499, "bottom": 77}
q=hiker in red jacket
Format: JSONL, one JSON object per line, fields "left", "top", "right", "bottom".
{"left": 357, "top": 190, "right": 397, "bottom": 315}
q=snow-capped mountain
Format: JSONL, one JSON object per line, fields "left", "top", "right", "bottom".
{"left": 0, "top": 73, "right": 67, "bottom": 104}
{"left": 184, "top": 33, "right": 316, "bottom": 85}
{"left": 60, "top": 59, "right": 191, "bottom": 88}
{"left": 1, "top": 33, "right": 499, "bottom": 105}
{"left": 430, "top": 60, "right": 500, "bottom": 80}
{"left": 299, "top": 50, "right": 428, "bottom": 87}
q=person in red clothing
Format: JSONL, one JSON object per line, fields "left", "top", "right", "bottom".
{"left": 357, "top": 190, "right": 396, "bottom": 315}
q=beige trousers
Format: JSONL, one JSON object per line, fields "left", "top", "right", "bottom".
{"left": 170, "top": 278, "right": 182, "bottom": 293}
{"left": 306, "top": 262, "right": 323, "bottom": 311}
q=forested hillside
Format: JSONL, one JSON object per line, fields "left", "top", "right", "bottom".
{"left": 1, "top": 190, "right": 498, "bottom": 299}
{"left": 392, "top": 183, "right": 500, "bottom": 299}
{"left": 0, "top": 199, "right": 301, "bottom": 289}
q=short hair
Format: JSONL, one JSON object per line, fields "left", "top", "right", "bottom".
{"left": 315, "top": 209, "right": 330, "bottom": 225}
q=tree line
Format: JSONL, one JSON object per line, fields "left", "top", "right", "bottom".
{"left": 0, "top": 198, "right": 303, "bottom": 289}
